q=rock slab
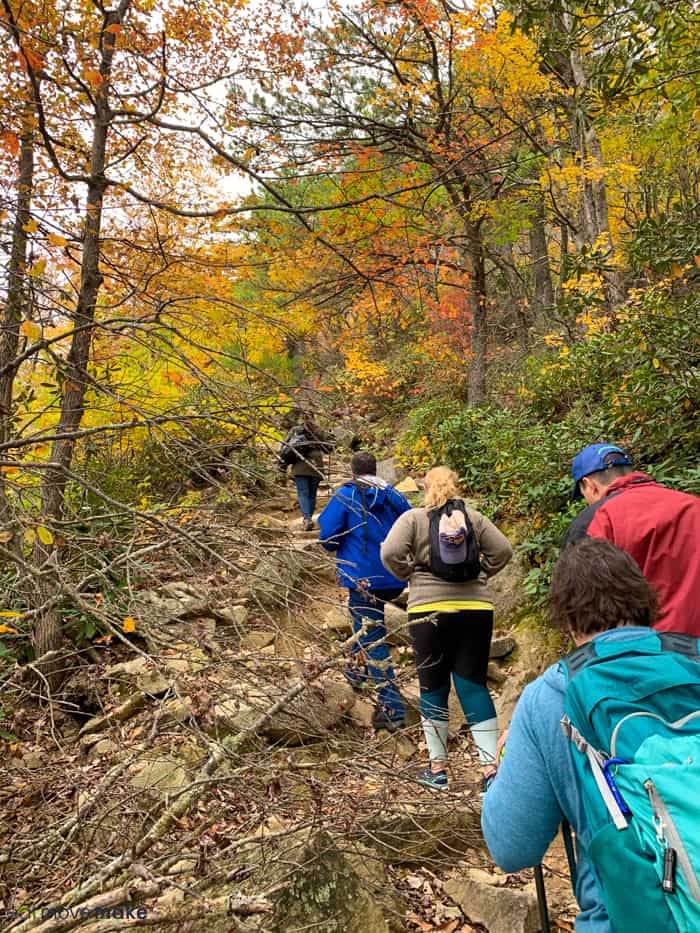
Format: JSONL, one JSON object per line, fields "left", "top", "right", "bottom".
{"left": 444, "top": 869, "right": 540, "bottom": 933}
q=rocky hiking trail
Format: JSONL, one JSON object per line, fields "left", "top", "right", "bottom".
{"left": 1, "top": 461, "right": 577, "bottom": 933}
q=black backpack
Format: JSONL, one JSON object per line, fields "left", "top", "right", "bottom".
{"left": 279, "top": 426, "right": 311, "bottom": 467}
{"left": 424, "top": 499, "right": 481, "bottom": 582}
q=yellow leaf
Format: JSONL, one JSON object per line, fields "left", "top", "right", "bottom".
{"left": 669, "top": 262, "right": 683, "bottom": 278}
{"left": 122, "top": 616, "right": 136, "bottom": 633}
{"left": 0, "top": 610, "right": 21, "bottom": 617}
{"left": 47, "top": 233, "right": 68, "bottom": 247}
{"left": 23, "top": 528, "right": 35, "bottom": 546}
{"left": 36, "top": 525, "right": 54, "bottom": 545}
{"left": 20, "top": 320, "right": 41, "bottom": 341}
{"left": 0, "top": 624, "right": 18, "bottom": 634}
{"left": 652, "top": 358, "right": 660, "bottom": 369}
{"left": 28, "top": 258, "right": 46, "bottom": 277}
{"left": 22, "top": 219, "right": 39, "bottom": 234}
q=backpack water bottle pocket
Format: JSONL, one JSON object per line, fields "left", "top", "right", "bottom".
{"left": 587, "top": 820, "right": 672, "bottom": 933}
{"left": 614, "top": 750, "right": 700, "bottom": 933}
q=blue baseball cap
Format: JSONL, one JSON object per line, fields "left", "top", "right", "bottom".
{"left": 571, "top": 443, "right": 632, "bottom": 500}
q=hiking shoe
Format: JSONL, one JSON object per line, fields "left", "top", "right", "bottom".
{"left": 303, "top": 519, "right": 315, "bottom": 531}
{"left": 371, "top": 707, "right": 406, "bottom": 732}
{"left": 344, "top": 664, "right": 368, "bottom": 689}
{"left": 417, "top": 766, "right": 449, "bottom": 791}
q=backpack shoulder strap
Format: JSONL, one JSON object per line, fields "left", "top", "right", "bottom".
{"left": 349, "top": 482, "right": 369, "bottom": 555}
{"left": 658, "top": 631, "right": 700, "bottom": 660}
{"left": 562, "top": 631, "right": 700, "bottom": 684}
{"left": 562, "top": 642, "right": 597, "bottom": 681}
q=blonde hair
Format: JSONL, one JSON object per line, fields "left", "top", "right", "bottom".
{"left": 423, "top": 466, "right": 461, "bottom": 509}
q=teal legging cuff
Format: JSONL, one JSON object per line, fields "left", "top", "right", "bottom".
{"left": 453, "top": 671, "right": 496, "bottom": 726}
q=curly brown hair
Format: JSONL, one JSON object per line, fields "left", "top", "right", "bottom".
{"left": 550, "top": 537, "right": 658, "bottom": 636}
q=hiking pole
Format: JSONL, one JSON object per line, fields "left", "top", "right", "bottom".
{"left": 562, "top": 820, "right": 578, "bottom": 889}
{"left": 533, "top": 863, "right": 550, "bottom": 933}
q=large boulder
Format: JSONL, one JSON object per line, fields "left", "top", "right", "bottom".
{"left": 270, "top": 832, "right": 395, "bottom": 933}
{"left": 444, "top": 869, "right": 539, "bottom": 933}
{"left": 358, "top": 802, "right": 482, "bottom": 865}
{"left": 212, "top": 679, "right": 355, "bottom": 745}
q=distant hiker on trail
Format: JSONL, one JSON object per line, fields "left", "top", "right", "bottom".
{"left": 483, "top": 537, "right": 700, "bottom": 933}
{"left": 562, "top": 442, "right": 700, "bottom": 635}
{"left": 278, "top": 416, "right": 334, "bottom": 531}
{"left": 318, "top": 450, "right": 411, "bottom": 732}
{"left": 380, "top": 466, "right": 512, "bottom": 792}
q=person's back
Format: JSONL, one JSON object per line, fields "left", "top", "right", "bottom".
{"left": 317, "top": 450, "right": 411, "bottom": 731}
{"left": 586, "top": 475, "right": 700, "bottom": 634}
{"left": 563, "top": 443, "right": 700, "bottom": 636}
{"left": 483, "top": 537, "right": 700, "bottom": 933}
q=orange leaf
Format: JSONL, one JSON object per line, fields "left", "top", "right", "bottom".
{"left": 0, "top": 624, "right": 18, "bottom": 634}
{"left": 83, "top": 68, "right": 103, "bottom": 88}
{"left": 105, "top": 23, "right": 123, "bottom": 34}
{"left": 122, "top": 616, "right": 136, "bottom": 633}
{"left": 1, "top": 130, "right": 19, "bottom": 158}
{"left": 21, "top": 47, "right": 44, "bottom": 71}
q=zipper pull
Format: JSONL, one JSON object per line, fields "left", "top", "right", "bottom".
{"left": 663, "top": 846, "right": 677, "bottom": 894}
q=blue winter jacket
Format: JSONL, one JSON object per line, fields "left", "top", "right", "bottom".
{"left": 481, "top": 627, "right": 654, "bottom": 933}
{"left": 318, "top": 476, "right": 411, "bottom": 590}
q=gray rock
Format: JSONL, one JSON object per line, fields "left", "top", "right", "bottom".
{"left": 271, "top": 832, "right": 393, "bottom": 933}
{"left": 213, "top": 679, "right": 355, "bottom": 745}
{"left": 159, "top": 696, "right": 194, "bottom": 725}
{"left": 105, "top": 657, "right": 172, "bottom": 696}
{"left": 495, "top": 669, "right": 537, "bottom": 731}
{"left": 444, "top": 869, "right": 539, "bottom": 933}
{"left": 88, "top": 738, "right": 119, "bottom": 760}
{"left": 376, "top": 458, "right": 405, "bottom": 486}
{"left": 487, "top": 661, "right": 508, "bottom": 685}
{"left": 360, "top": 805, "right": 481, "bottom": 865}
{"left": 490, "top": 635, "right": 516, "bottom": 659}
{"left": 323, "top": 605, "right": 352, "bottom": 636}
{"left": 215, "top": 604, "right": 249, "bottom": 626}
{"left": 384, "top": 602, "right": 411, "bottom": 647}
{"left": 129, "top": 755, "right": 190, "bottom": 794}
{"left": 242, "top": 630, "right": 276, "bottom": 651}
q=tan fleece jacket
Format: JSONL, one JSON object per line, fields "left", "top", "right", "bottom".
{"left": 380, "top": 505, "right": 513, "bottom": 610}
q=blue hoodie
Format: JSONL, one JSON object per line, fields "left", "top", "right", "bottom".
{"left": 481, "top": 627, "right": 654, "bottom": 933}
{"left": 318, "top": 476, "right": 411, "bottom": 590}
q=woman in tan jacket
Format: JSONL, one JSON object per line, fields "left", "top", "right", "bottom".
{"left": 381, "top": 466, "right": 513, "bottom": 791}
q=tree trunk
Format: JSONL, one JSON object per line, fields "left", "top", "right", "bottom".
{"left": 462, "top": 228, "right": 488, "bottom": 408}
{"left": 563, "top": 7, "right": 624, "bottom": 308}
{"left": 0, "top": 108, "right": 34, "bottom": 557}
{"left": 31, "top": 1, "right": 131, "bottom": 687}
{"left": 528, "top": 188, "right": 554, "bottom": 327}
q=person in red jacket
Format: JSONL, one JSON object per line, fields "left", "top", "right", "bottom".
{"left": 562, "top": 442, "right": 700, "bottom": 635}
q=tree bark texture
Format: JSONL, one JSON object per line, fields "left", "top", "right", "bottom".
{"left": 32, "top": 0, "right": 132, "bottom": 684}
{"left": 0, "top": 109, "right": 34, "bottom": 553}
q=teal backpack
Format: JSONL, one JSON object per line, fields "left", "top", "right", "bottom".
{"left": 561, "top": 631, "right": 700, "bottom": 933}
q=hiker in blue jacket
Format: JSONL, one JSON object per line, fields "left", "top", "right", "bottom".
{"left": 318, "top": 450, "right": 411, "bottom": 731}
{"left": 482, "top": 538, "right": 660, "bottom": 933}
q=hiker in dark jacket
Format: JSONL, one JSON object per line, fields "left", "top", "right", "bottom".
{"left": 562, "top": 442, "right": 700, "bottom": 635}
{"left": 381, "top": 466, "right": 512, "bottom": 791}
{"left": 318, "top": 450, "right": 411, "bottom": 731}
{"left": 279, "top": 416, "right": 333, "bottom": 531}
{"left": 483, "top": 538, "right": 661, "bottom": 933}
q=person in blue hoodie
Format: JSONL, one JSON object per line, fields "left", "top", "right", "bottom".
{"left": 482, "top": 538, "right": 661, "bottom": 933}
{"left": 318, "top": 450, "right": 412, "bottom": 731}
